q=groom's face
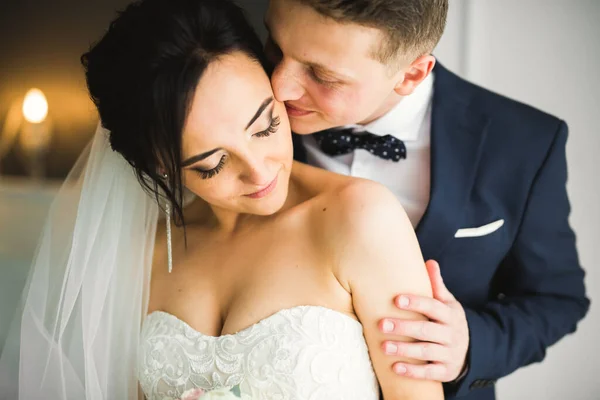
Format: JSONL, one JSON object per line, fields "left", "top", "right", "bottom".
{"left": 265, "top": 0, "right": 407, "bottom": 134}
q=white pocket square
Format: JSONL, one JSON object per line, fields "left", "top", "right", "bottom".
{"left": 454, "top": 219, "right": 505, "bottom": 238}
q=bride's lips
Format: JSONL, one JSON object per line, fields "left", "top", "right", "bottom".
{"left": 285, "top": 103, "right": 313, "bottom": 117}
{"left": 245, "top": 175, "right": 279, "bottom": 199}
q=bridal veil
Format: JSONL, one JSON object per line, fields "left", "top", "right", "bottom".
{"left": 0, "top": 124, "right": 158, "bottom": 399}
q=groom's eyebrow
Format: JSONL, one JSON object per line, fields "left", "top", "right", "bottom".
{"left": 263, "top": 22, "right": 351, "bottom": 82}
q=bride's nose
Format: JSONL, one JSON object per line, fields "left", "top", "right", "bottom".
{"left": 238, "top": 154, "right": 272, "bottom": 186}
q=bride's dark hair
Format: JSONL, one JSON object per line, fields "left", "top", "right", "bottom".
{"left": 81, "top": 0, "right": 268, "bottom": 225}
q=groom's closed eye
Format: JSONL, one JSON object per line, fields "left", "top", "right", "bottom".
{"left": 308, "top": 67, "right": 341, "bottom": 87}
{"left": 305, "top": 64, "right": 350, "bottom": 89}
{"left": 263, "top": 20, "right": 347, "bottom": 84}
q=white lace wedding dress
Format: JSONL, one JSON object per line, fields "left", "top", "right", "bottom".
{"left": 138, "top": 305, "right": 380, "bottom": 399}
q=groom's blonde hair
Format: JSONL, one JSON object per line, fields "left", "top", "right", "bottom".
{"left": 295, "top": 0, "right": 448, "bottom": 64}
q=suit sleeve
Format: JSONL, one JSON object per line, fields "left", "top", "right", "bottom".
{"left": 449, "top": 121, "right": 590, "bottom": 397}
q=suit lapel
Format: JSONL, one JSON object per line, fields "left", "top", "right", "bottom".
{"left": 416, "top": 64, "right": 490, "bottom": 260}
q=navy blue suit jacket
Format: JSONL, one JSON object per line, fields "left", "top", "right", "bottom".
{"left": 292, "top": 63, "right": 590, "bottom": 400}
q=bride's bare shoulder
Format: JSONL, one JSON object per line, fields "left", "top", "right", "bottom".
{"left": 290, "top": 161, "right": 349, "bottom": 189}
{"left": 292, "top": 161, "right": 407, "bottom": 231}
{"left": 324, "top": 177, "right": 405, "bottom": 230}
{"left": 291, "top": 161, "right": 371, "bottom": 200}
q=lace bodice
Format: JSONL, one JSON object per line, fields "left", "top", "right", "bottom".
{"left": 138, "top": 305, "right": 380, "bottom": 399}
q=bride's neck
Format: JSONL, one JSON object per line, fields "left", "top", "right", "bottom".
{"left": 182, "top": 174, "right": 303, "bottom": 236}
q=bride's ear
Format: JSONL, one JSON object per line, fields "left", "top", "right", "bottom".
{"left": 157, "top": 166, "right": 167, "bottom": 179}
{"left": 393, "top": 54, "right": 436, "bottom": 96}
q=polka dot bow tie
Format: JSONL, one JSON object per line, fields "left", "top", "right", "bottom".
{"left": 313, "top": 128, "right": 407, "bottom": 162}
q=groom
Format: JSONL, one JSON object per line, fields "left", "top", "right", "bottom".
{"left": 262, "top": 0, "right": 590, "bottom": 399}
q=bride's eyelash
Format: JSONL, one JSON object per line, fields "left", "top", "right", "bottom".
{"left": 254, "top": 115, "right": 281, "bottom": 138}
{"left": 195, "top": 155, "right": 226, "bottom": 180}
{"left": 193, "top": 115, "right": 281, "bottom": 180}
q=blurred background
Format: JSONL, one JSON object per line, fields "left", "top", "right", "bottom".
{"left": 0, "top": 0, "right": 598, "bottom": 398}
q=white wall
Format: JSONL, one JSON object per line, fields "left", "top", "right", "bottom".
{"left": 434, "top": 1, "right": 600, "bottom": 399}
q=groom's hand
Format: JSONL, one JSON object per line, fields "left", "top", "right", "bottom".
{"left": 379, "top": 260, "right": 469, "bottom": 382}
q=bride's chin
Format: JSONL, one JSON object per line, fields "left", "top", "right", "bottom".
{"left": 247, "top": 189, "right": 290, "bottom": 216}
{"left": 246, "top": 197, "right": 287, "bottom": 216}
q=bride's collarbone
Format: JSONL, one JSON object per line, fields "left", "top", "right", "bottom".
{"left": 172, "top": 240, "right": 322, "bottom": 279}
{"left": 170, "top": 206, "right": 322, "bottom": 256}
{"left": 153, "top": 220, "right": 337, "bottom": 297}
{"left": 150, "top": 179, "right": 344, "bottom": 284}
{"left": 149, "top": 235, "right": 352, "bottom": 337}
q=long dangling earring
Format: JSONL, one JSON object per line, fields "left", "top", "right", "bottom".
{"left": 163, "top": 174, "right": 173, "bottom": 274}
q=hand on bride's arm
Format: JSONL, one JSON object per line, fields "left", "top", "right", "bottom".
{"left": 380, "top": 259, "right": 469, "bottom": 383}
{"left": 330, "top": 181, "right": 444, "bottom": 400}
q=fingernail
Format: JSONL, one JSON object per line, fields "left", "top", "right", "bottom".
{"left": 382, "top": 320, "right": 395, "bottom": 333}
{"left": 385, "top": 342, "right": 398, "bottom": 354}
{"left": 398, "top": 296, "right": 410, "bottom": 308}
{"left": 394, "top": 364, "right": 407, "bottom": 374}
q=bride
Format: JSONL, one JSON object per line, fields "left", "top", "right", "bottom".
{"left": 0, "top": 0, "right": 442, "bottom": 399}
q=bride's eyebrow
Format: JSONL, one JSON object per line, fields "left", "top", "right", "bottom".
{"left": 181, "top": 97, "right": 274, "bottom": 167}
{"left": 182, "top": 148, "right": 221, "bottom": 167}
{"left": 246, "top": 96, "right": 274, "bottom": 130}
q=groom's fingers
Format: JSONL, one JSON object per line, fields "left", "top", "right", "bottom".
{"left": 425, "top": 259, "right": 456, "bottom": 302}
{"left": 379, "top": 320, "right": 451, "bottom": 345}
{"left": 383, "top": 341, "right": 451, "bottom": 363}
{"left": 392, "top": 362, "right": 449, "bottom": 382}
{"left": 393, "top": 294, "right": 452, "bottom": 323}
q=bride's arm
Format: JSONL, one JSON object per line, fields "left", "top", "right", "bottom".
{"left": 330, "top": 180, "right": 444, "bottom": 400}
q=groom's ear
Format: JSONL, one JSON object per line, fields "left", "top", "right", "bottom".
{"left": 393, "top": 55, "right": 436, "bottom": 96}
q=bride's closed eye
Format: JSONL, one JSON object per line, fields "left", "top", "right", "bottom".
{"left": 255, "top": 115, "right": 280, "bottom": 138}
{"left": 194, "top": 155, "right": 227, "bottom": 180}
{"left": 193, "top": 114, "right": 282, "bottom": 180}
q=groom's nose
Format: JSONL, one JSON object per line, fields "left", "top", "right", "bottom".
{"left": 271, "top": 62, "right": 305, "bottom": 103}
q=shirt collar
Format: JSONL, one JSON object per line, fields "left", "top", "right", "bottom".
{"left": 344, "top": 72, "right": 434, "bottom": 141}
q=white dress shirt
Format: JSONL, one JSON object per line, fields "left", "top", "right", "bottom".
{"left": 303, "top": 73, "right": 435, "bottom": 228}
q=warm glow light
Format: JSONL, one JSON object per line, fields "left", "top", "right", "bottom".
{"left": 22, "top": 88, "right": 48, "bottom": 123}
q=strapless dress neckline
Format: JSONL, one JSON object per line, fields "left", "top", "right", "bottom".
{"left": 139, "top": 304, "right": 380, "bottom": 399}
{"left": 145, "top": 305, "right": 361, "bottom": 339}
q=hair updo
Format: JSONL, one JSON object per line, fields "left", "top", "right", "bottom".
{"left": 81, "top": 0, "right": 268, "bottom": 224}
